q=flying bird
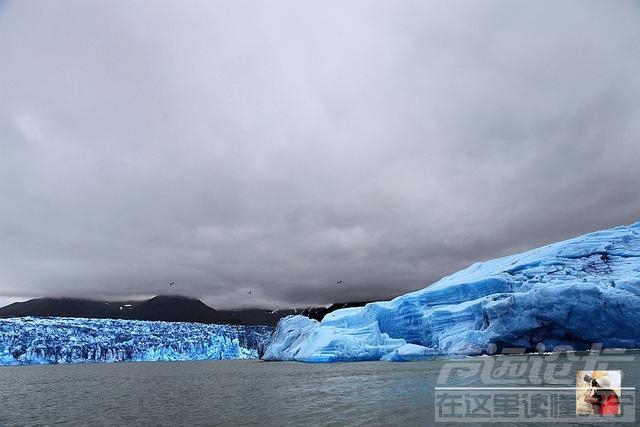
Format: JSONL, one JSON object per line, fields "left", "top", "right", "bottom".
{"left": 247, "top": 289, "right": 252, "bottom": 294}
{"left": 169, "top": 282, "right": 174, "bottom": 287}
{"left": 337, "top": 280, "right": 343, "bottom": 285}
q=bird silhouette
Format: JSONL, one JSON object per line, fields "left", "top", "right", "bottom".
{"left": 169, "top": 282, "right": 174, "bottom": 287}
{"left": 247, "top": 289, "right": 252, "bottom": 294}
{"left": 336, "top": 280, "right": 343, "bottom": 285}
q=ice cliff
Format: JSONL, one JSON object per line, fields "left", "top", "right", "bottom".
{"left": 0, "top": 317, "right": 272, "bottom": 365}
{"left": 264, "top": 222, "right": 640, "bottom": 361}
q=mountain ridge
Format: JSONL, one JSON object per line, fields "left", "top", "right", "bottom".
{"left": 0, "top": 295, "right": 368, "bottom": 326}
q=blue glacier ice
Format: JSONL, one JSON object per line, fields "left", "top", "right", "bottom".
{"left": 262, "top": 314, "right": 405, "bottom": 362}
{"left": 0, "top": 317, "right": 272, "bottom": 365}
{"left": 262, "top": 315, "right": 319, "bottom": 361}
{"left": 264, "top": 222, "right": 640, "bottom": 361}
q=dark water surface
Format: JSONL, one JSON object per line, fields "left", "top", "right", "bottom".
{"left": 1, "top": 352, "right": 638, "bottom": 426}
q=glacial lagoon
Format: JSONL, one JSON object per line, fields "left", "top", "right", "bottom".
{"left": 1, "top": 351, "right": 638, "bottom": 426}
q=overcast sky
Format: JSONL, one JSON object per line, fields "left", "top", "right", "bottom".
{"left": 1, "top": 1, "right": 639, "bottom": 309}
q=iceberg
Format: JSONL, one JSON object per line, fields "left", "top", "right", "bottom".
{"left": 0, "top": 316, "right": 272, "bottom": 365}
{"left": 264, "top": 222, "right": 640, "bottom": 361}
{"left": 262, "top": 314, "right": 405, "bottom": 362}
{"left": 262, "top": 315, "right": 320, "bottom": 361}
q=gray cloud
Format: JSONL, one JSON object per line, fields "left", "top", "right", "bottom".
{"left": 1, "top": 1, "right": 639, "bottom": 308}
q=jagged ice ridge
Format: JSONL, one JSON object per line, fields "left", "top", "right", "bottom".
{"left": 0, "top": 317, "right": 272, "bottom": 365}
{"left": 263, "top": 222, "right": 640, "bottom": 362}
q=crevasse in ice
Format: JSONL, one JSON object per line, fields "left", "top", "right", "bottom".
{"left": 0, "top": 316, "right": 272, "bottom": 365}
{"left": 264, "top": 222, "right": 640, "bottom": 361}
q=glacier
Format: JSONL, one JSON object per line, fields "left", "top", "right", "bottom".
{"left": 264, "top": 222, "right": 640, "bottom": 361}
{"left": 0, "top": 316, "right": 272, "bottom": 365}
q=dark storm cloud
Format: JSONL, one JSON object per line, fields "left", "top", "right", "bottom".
{"left": 1, "top": 1, "right": 639, "bottom": 308}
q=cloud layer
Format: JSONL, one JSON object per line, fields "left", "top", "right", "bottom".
{"left": 1, "top": 1, "right": 639, "bottom": 308}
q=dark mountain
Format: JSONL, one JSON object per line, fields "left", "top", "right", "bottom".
{"left": 0, "top": 297, "right": 141, "bottom": 319}
{"left": 0, "top": 295, "right": 369, "bottom": 326}
{"left": 122, "top": 295, "right": 217, "bottom": 323}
